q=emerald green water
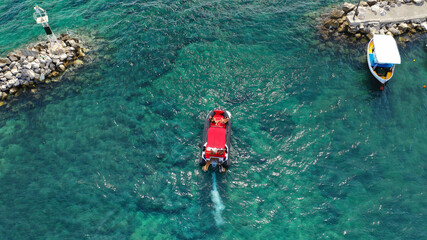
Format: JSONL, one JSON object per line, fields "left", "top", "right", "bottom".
{"left": 0, "top": 0, "right": 426, "bottom": 239}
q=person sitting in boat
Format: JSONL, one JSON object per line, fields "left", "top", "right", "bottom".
{"left": 374, "top": 66, "right": 391, "bottom": 77}
{"left": 210, "top": 148, "right": 217, "bottom": 155}
{"left": 209, "top": 115, "right": 229, "bottom": 125}
{"left": 217, "top": 149, "right": 225, "bottom": 155}
{"left": 209, "top": 148, "right": 225, "bottom": 157}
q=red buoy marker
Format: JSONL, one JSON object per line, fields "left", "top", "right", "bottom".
{"left": 423, "top": 85, "right": 426, "bottom": 88}
{"left": 380, "top": 86, "right": 384, "bottom": 91}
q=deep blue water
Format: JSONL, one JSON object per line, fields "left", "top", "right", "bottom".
{"left": 0, "top": 0, "right": 426, "bottom": 239}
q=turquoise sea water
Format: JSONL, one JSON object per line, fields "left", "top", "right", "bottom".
{"left": 0, "top": 0, "right": 426, "bottom": 239}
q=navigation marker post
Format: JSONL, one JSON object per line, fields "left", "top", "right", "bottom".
{"left": 353, "top": 0, "right": 361, "bottom": 20}
{"left": 33, "top": 3, "right": 61, "bottom": 50}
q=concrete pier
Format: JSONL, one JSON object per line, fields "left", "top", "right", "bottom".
{"left": 318, "top": 0, "right": 427, "bottom": 42}
{"left": 347, "top": 2, "right": 427, "bottom": 26}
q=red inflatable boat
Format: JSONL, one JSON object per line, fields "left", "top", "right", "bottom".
{"left": 199, "top": 110, "right": 231, "bottom": 173}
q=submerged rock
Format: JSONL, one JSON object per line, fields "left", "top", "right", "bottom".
{"left": 9, "top": 87, "right": 18, "bottom": 94}
{"left": 398, "top": 36, "right": 410, "bottom": 42}
{"left": 74, "top": 59, "right": 84, "bottom": 65}
{"left": 0, "top": 92, "right": 7, "bottom": 100}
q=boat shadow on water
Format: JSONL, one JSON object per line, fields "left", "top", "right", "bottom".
{"left": 371, "top": 83, "right": 394, "bottom": 121}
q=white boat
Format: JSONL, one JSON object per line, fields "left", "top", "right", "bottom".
{"left": 367, "top": 35, "right": 401, "bottom": 86}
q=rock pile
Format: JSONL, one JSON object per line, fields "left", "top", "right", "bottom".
{"left": 0, "top": 33, "right": 85, "bottom": 101}
{"left": 319, "top": 0, "right": 427, "bottom": 42}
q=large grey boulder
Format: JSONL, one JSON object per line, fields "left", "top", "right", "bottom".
{"left": 388, "top": 27, "right": 401, "bottom": 35}
{"left": 59, "top": 54, "right": 67, "bottom": 61}
{"left": 24, "top": 63, "right": 32, "bottom": 69}
{"left": 0, "top": 58, "right": 11, "bottom": 68}
{"left": 342, "top": 3, "right": 356, "bottom": 13}
{"left": 4, "top": 71, "right": 13, "bottom": 79}
{"left": 52, "top": 57, "right": 60, "bottom": 64}
{"left": 9, "top": 87, "right": 18, "bottom": 94}
{"left": 31, "top": 62, "right": 40, "bottom": 69}
{"left": 20, "top": 70, "right": 27, "bottom": 78}
{"left": 398, "top": 22, "right": 409, "bottom": 32}
{"left": 331, "top": 9, "right": 345, "bottom": 19}
{"left": 9, "top": 62, "right": 17, "bottom": 69}
{"left": 7, "top": 53, "right": 19, "bottom": 62}
{"left": 367, "top": 0, "right": 377, "bottom": 6}
{"left": 10, "top": 67, "right": 18, "bottom": 75}
{"left": 67, "top": 39, "right": 77, "bottom": 47}
{"left": 27, "top": 70, "right": 36, "bottom": 80}
{"left": 58, "top": 65, "right": 66, "bottom": 72}
{"left": 44, "top": 69, "right": 52, "bottom": 76}
{"left": 10, "top": 78, "right": 20, "bottom": 87}
{"left": 0, "top": 92, "right": 6, "bottom": 100}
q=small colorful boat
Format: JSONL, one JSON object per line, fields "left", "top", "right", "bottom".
{"left": 367, "top": 34, "right": 401, "bottom": 87}
{"left": 199, "top": 110, "right": 231, "bottom": 173}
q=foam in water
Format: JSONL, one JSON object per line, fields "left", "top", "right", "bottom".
{"left": 211, "top": 172, "right": 225, "bottom": 226}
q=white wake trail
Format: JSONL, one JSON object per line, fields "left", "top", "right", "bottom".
{"left": 211, "top": 172, "right": 225, "bottom": 226}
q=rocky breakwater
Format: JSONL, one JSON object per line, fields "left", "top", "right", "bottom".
{"left": 319, "top": 0, "right": 427, "bottom": 42}
{"left": 0, "top": 33, "right": 85, "bottom": 103}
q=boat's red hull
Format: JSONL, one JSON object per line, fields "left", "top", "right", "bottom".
{"left": 200, "top": 110, "right": 231, "bottom": 172}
